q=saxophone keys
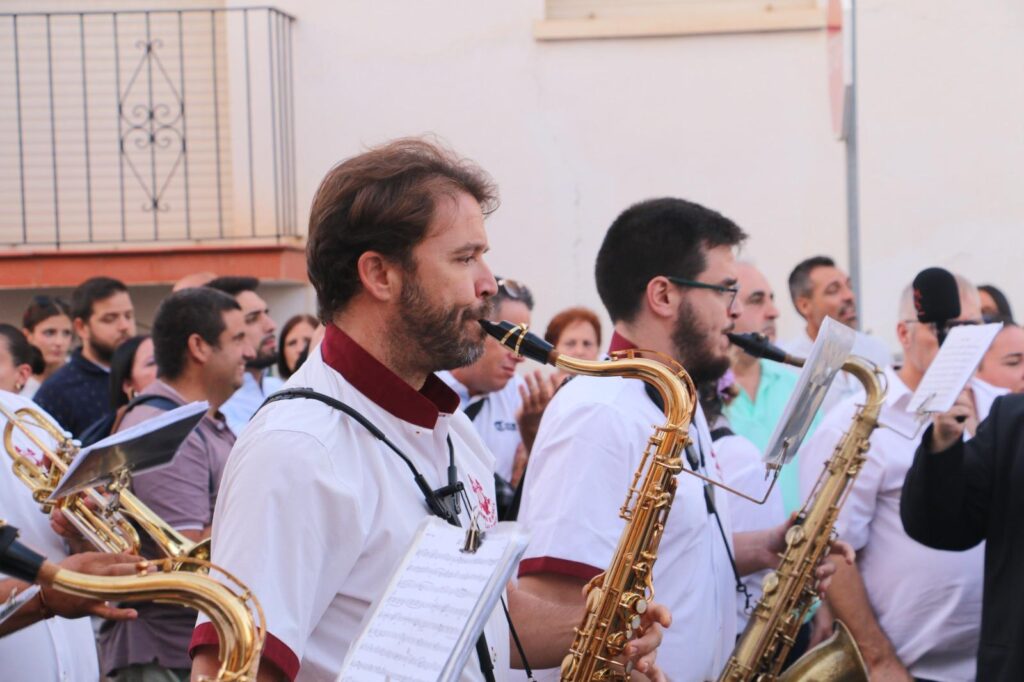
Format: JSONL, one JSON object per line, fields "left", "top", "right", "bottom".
{"left": 785, "top": 524, "right": 806, "bottom": 547}
{"left": 762, "top": 571, "right": 780, "bottom": 595}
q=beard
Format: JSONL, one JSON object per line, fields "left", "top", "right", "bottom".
{"left": 395, "top": 274, "right": 494, "bottom": 373}
{"left": 247, "top": 338, "right": 277, "bottom": 370}
{"left": 670, "top": 298, "right": 732, "bottom": 385}
{"left": 89, "top": 336, "right": 120, "bottom": 365}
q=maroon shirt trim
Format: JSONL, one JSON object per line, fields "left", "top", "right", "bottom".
{"left": 190, "top": 623, "right": 300, "bottom": 681}
{"left": 518, "top": 556, "right": 603, "bottom": 581}
{"left": 320, "top": 324, "right": 460, "bottom": 429}
{"left": 607, "top": 331, "right": 637, "bottom": 353}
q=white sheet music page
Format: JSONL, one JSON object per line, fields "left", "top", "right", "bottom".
{"left": 337, "top": 517, "right": 529, "bottom": 682}
{"left": 908, "top": 323, "right": 1003, "bottom": 414}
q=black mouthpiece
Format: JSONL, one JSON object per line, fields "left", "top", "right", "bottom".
{"left": 0, "top": 523, "right": 46, "bottom": 584}
{"left": 727, "top": 332, "right": 790, "bottom": 364}
{"left": 479, "top": 320, "right": 555, "bottom": 365}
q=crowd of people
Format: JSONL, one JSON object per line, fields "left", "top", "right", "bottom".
{"left": 1, "top": 136, "right": 1022, "bottom": 682}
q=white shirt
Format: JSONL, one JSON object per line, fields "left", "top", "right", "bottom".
{"left": 219, "top": 370, "right": 284, "bottom": 437}
{"left": 516, "top": 335, "right": 737, "bottom": 682}
{"left": 713, "top": 428, "right": 786, "bottom": 633}
{"left": 779, "top": 328, "right": 892, "bottom": 417}
{"left": 192, "top": 327, "right": 508, "bottom": 682}
{"left": 797, "top": 367, "right": 1005, "bottom": 681}
{"left": 438, "top": 372, "right": 524, "bottom": 482}
{"left": 0, "top": 390, "right": 103, "bottom": 682}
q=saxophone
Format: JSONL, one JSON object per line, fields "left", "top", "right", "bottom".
{"left": 480, "top": 320, "right": 697, "bottom": 682}
{"left": 717, "top": 332, "right": 885, "bottom": 682}
{"left": 0, "top": 520, "right": 265, "bottom": 681}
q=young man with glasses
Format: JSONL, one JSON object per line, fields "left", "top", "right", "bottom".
{"left": 514, "top": 197, "right": 850, "bottom": 681}
{"left": 797, "top": 273, "right": 1003, "bottom": 682}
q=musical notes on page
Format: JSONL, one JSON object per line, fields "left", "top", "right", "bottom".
{"left": 908, "top": 323, "right": 1002, "bottom": 415}
{"left": 337, "top": 517, "right": 529, "bottom": 682}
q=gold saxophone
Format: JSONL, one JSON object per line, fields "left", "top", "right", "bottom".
{"left": 1, "top": 401, "right": 211, "bottom": 570}
{"left": 480, "top": 320, "right": 697, "bottom": 682}
{"left": 717, "top": 332, "right": 885, "bottom": 682}
{"left": 0, "top": 520, "right": 265, "bottom": 681}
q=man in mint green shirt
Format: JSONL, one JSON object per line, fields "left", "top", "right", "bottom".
{"left": 725, "top": 262, "right": 818, "bottom": 513}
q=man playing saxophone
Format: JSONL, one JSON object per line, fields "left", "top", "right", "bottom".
{"left": 515, "top": 198, "right": 852, "bottom": 681}
{"left": 190, "top": 138, "right": 669, "bottom": 682}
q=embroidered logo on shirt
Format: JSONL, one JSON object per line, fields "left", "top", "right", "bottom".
{"left": 493, "top": 420, "right": 517, "bottom": 432}
{"left": 14, "top": 444, "right": 45, "bottom": 467}
{"left": 467, "top": 474, "right": 497, "bottom": 528}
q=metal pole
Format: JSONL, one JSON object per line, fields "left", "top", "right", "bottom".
{"left": 845, "top": 0, "right": 862, "bottom": 328}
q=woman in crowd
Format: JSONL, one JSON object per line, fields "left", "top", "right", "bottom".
{"left": 0, "top": 324, "right": 45, "bottom": 395}
{"left": 977, "top": 320, "right": 1024, "bottom": 393}
{"left": 978, "top": 284, "right": 1013, "bottom": 321}
{"left": 20, "top": 296, "right": 73, "bottom": 398}
{"left": 108, "top": 334, "right": 158, "bottom": 409}
{"left": 277, "top": 313, "right": 318, "bottom": 379}
{"left": 543, "top": 306, "right": 602, "bottom": 364}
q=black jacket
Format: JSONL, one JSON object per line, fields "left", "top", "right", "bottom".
{"left": 901, "top": 394, "right": 1024, "bottom": 682}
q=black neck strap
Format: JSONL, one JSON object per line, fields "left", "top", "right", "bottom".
{"left": 258, "top": 388, "right": 527, "bottom": 680}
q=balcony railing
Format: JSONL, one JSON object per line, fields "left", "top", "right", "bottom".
{"left": 0, "top": 6, "right": 297, "bottom": 248}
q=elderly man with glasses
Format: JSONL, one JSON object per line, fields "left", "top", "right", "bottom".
{"left": 439, "top": 277, "right": 559, "bottom": 520}
{"left": 797, "top": 272, "right": 1004, "bottom": 682}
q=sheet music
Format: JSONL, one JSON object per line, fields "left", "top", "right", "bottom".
{"left": 337, "top": 517, "right": 529, "bottom": 682}
{"left": 50, "top": 401, "right": 208, "bottom": 500}
{"left": 763, "top": 316, "right": 856, "bottom": 467}
{"left": 908, "top": 323, "right": 1003, "bottom": 414}
{"left": 0, "top": 585, "right": 39, "bottom": 627}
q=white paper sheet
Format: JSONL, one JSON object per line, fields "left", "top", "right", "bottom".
{"left": 337, "top": 517, "right": 530, "bottom": 682}
{"left": 763, "top": 316, "right": 857, "bottom": 466}
{"left": 0, "top": 585, "right": 40, "bottom": 627}
{"left": 908, "top": 323, "right": 1003, "bottom": 414}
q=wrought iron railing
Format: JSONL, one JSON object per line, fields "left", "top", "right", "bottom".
{"left": 0, "top": 7, "right": 297, "bottom": 248}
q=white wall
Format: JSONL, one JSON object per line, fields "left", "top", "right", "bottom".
{"left": 216, "top": 0, "right": 1021, "bottom": 356}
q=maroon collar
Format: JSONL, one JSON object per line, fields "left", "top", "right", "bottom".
{"left": 608, "top": 330, "right": 638, "bottom": 353}
{"left": 320, "top": 324, "right": 460, "bottom": 429}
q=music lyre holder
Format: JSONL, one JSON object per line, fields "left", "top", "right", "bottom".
{"left": 46, "top": 402, "right": 208, "bottom": 501}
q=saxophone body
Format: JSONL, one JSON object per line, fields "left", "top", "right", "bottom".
{"left": 718, "top": 333, "right": 884, "bottom": 682}
{"left": 480, "top": 320, "right": 697, "bottom": 682}
{"left": 0, "top": 521, "right": 265, "bottom": 681}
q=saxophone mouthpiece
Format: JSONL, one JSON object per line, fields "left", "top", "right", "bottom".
{"left": 479, "top": 319, "right": 556, "bottom": 365}
{"left": 727, "top": 332, "right": 791, "bottom": 365}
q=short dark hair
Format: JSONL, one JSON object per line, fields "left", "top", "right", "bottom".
{"left": 109, "top": 335, "right": 150, "bottom": 409}
{"left": 152, "top": 288, "right": 241, "bottom": 380}
{"left": 788, "top": 256, "right": 836, "bottom": 307}
{"left": 22, "top": 295, "right": 71, "bottom": 331}
{"left": 70, "top": 277, "right": 129, "bottom": 322}
{"left": 306, "top": 137, "right": 498, "bottom": 322}
{"left": 979, "top": 284, "right": 1014, "bottom": 322}
{"left": 0, "top": 323, "right": 44, "bottom": 375}
{"left": 277, "top": 313, "right": 318, "bottom": 379}
{"left": 205, "top": 276, "right": 260, "bottom": 298}
{"left": 595, "top": 198, "right": 747, "bottom": 323}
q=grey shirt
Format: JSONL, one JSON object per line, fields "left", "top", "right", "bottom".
{"left": 98, "top": 380, "right": 235, "bottom": 674}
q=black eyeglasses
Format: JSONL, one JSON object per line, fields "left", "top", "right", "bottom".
{"left": 496, "top": 277, "right": 529, "bottom": 301}
{"left": 665, "top": 276, "right": 739, "bottom": 310}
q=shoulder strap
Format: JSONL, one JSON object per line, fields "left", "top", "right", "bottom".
{"left": 257, "top": 387, "right": 502, "bottom": 681}
{"left": 111, "top": 394, "right": 181, "bottom": 434}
